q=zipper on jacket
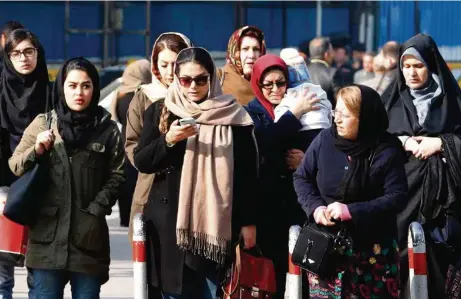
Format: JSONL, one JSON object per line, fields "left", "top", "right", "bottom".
{"left": 251, "top": 128, "right": 260, "bottom": 179}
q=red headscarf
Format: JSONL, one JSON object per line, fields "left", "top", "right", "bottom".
{"left": 250, "top": 54, "right": 288, "bottom": 119}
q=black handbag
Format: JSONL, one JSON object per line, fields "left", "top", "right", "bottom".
{"left": 3, "top": 112, "right": 52, "bottom": 226}
{"left": 291, "top": 222, "right": 351, "bottom": 278}
{"left": 292, "top": 150, "right": 377, "bottom": 278}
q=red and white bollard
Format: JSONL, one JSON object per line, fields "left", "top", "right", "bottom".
{"left": 132, "top": 213, "right": 147, "bottom": 299}
{"left": 407, "top": 222, "right": 428, "bottom": 299}
{"left": 284, "top": 225, "right": 302, "bottom": 299}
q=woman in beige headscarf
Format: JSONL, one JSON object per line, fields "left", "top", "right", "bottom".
{"left": 125, "top": 33, "right": 192, "bottom": 240}
{"left": 109, "top": 59, "right": 151, "bottom": 227}
{"left": 218, "top": 25, "right": 266, "bottom": 106}
{"left": 133, "top": 47, "right": 258, "bottom": 298}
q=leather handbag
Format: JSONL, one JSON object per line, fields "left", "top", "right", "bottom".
{"left": 0, "top": 186, "right": 28, "bottom": 267}
{"left": 292, "top": 150, "right": 376, "bottom": 278}
{"left": 3, "top": 112, "right": 52, "bottom": 226}
{"left": 291, "top": 223, "right": 351, "bottom": 278}
{"left": 222, "top": 245, "right": 277, "bottom": 299}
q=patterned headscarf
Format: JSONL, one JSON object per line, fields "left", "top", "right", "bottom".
{"left": 226, "top": 26, "right": 266, "bottom": 76}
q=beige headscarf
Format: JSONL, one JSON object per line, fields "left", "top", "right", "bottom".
{"left": 165, "top": 47, "right": 253, "bottom": 263}
{"left": 140, "top": 32, "right": 193, "bottom": 102}
{"left": 119, "top": 59, "right": 152, "bottom": 94}
{"left": 110, "top": 59, "right": 151, "bottom": 122}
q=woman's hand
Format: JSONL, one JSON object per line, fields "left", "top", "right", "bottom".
{"left": 290, "top": 88, "right": 320, "bottom": 118}
{"left": 412, "top": 136, "right": 442, "bottom": 160}
{"left": 286, "top": 149, "right": 305, "bottom": 170}
{"left": 241, "top": 225, "right": 256, "bottom": 249}
{"left": 35, "top": 129, "right": 55, "bottom": 156}
{"left": 165, "top": 120, "right": 199, "bottom": 144}
{"left": 325, "top": 202, "right": 351, "bottom": 221}
{"left": 404, "top": 137, "right": 419, "bottom": 156}
{"left": 313, "top": 206, "right": 335, "bottom": 226}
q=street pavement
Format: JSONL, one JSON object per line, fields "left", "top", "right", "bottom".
{"left": 12, "top": 205, "right": 134, "bottom": 299}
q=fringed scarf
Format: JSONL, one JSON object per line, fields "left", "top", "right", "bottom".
{"left": 165, "top": 47, "right": 253, "bottom": 264}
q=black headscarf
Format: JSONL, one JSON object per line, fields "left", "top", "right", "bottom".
{"left": 383, "top": 33, "right": 461, "bottom": 137}
{"left": 0, "top": 34, "right": 49, "bottom": 136}
{"left": 54, "top": 57, "right": 104, "bottom": 150}
{"left": 334, "top": 84, "right": 402, "bottom": 203}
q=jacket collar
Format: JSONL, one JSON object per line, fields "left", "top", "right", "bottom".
{"left": 247, "top": 98, "right": 274, "bottom": 121}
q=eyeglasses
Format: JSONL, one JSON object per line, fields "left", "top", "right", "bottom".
{"left": 8, "top": 47, "right": 37, "bottom": 61}
{"left": 178, "top": 75, "right": 210, "bottom": 88}
{"left": 331, "top": 109, "right": 352, "bottom": 119}
{"left": 259, "top": 81, "right": 287, "bottom": 90}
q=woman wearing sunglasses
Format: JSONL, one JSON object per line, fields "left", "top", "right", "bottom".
{"left": 245, "top": 54, "right": 320, "bottom": 298}
{"left": 133, "top": 47, "right": 258, "bottom": 298}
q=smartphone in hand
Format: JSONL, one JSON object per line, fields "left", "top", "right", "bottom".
{"left": 179, "top": 118, "right": 197, "bottom": 126}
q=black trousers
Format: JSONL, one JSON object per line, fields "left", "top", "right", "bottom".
{"left": 118, "top": 158, "right": 138, "bottom": 226}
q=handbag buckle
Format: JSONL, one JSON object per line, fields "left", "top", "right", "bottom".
{"left": 251, "top": 286, "right": 259, "bottom": 297}
{"left": 302, "top": 239, "right": 314, "bottom": 264}
{"left": 334, "top": 228, "right": 352, "bottom": 249}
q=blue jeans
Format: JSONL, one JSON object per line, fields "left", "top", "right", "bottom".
{"left": 0, "top": 266, "right": 35, "bottom": 299}
{"left": 162, "top": 266, "right": 217, "bottom": 299}
{"left": 33, "top": 269, "right": 101, "bottom": 299}
{"left": 0, "top": 264, "right": 13, "bottom": 299}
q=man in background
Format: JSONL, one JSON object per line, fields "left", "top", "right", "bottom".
{"left": 307, "top": 36, "right": 344, "bottom": 108}
{"left": 354, "top": 52, "right": 375, "bottom": 83}
{"left": 380, "top": 40, "right": 400, "bottom": 95}
{"left": 297, "top": 39, "right": 310, "bottom": 63}
{"left": 332, "top": 43, "right": 355, "bottom": 84}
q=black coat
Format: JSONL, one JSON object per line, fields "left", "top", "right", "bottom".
{"left": 307, "top": 60, "right": 344, "bottom": 108}
{"left": 294, "top": 128, "right": 408, "bottom": 245}
{"left": 245, "top": 99, "right": 321, "bottom": 298}
{"left": 133, "top": 100, "right": 258, "bottom": 294}
{"left": 384, "top": 34, "right": 461, "bottom": 296}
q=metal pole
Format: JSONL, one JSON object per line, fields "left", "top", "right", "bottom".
{"left": 366, "top": 12, "right": 375, "bottom": 52}
{"left": 132, "top": 213, "right": 147, "bottom": 299}
{"left": 64, "top": 0, "right": 70, "bottom": 61}
{"left": 145, "top": 1, "right": 151, "bottom": 59}
{"left": 316, "top": 1, "right": 322, "bottom": 37}
{"left": 103, "top": 1, "right": 110, "bottom": 67}
{"left": 285, "top": 225, "right": 302, "bottom": 299}
{"left": 414, "top": 0, "right": 420, "bottom": 35}
{"left": 282, "top": 1, "right": 287, "bottom": 48}
{"left": 408, "top": 222, "right": 428, "bottom": 299}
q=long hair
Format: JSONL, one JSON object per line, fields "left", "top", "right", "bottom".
{"left": 4, "top": 29, "right": 39, "bottom": 54}
{"left": 152, "top": 34, "right": 189, "bottom": 81}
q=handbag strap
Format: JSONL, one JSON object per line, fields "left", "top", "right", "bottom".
{"left": 46, "top": 111, "right": 52, "bottom": 130}
{"left": 222, "top": 244, "right": 241, "bottom": 296}
{"left": 45, "top": 83, "right": 53, "bottom": 130}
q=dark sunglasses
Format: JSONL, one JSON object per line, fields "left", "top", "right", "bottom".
{"left": 178, "top": 75, "right": 210, "bottom": 87}
{"left": 259, "top": 81, "right": 287, "bottom": 90}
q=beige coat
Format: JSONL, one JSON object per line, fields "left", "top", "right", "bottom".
{"left": 125, "top": 89, "right": 157, "bottom": 241}
{"left": 219, "top": 63, "right": 255, "bottom": 106}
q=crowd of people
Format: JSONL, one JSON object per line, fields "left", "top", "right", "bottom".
{"left": 0, "top": 19, "right": 461, "bottom": 299}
